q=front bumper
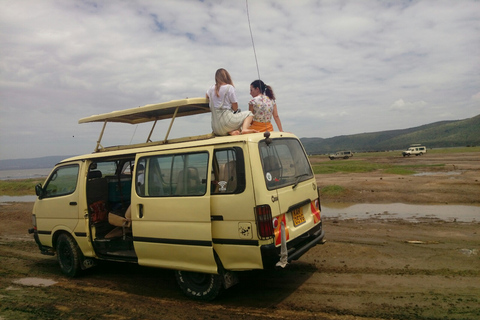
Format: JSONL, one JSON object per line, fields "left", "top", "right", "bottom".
{"left": 28, "top": 228, "right": 54, "bottom": 256}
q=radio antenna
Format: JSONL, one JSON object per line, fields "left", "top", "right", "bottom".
{"left": 246, "top": 0, "right": 261, "bottom": 81}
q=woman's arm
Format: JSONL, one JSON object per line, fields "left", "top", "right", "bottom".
{"left": 272, "top": 103, "right": 283, "bottom": 132}
{"left": 231, "top": 102, "right": 239, "bottom": 112}
{"left": 248, "top": 102, "right": 254, "bottom": 113}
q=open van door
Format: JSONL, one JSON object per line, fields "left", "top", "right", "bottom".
{"left": 130, "top": 147, "right": 217, "bottom": 274}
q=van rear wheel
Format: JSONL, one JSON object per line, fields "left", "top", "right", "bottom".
{"left": 56, "top": 233, "right": 82, "bottom": 277}
{"left": 175, "top": 270, "right": 223, "bottom": 301}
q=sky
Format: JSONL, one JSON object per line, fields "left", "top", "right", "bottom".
{"left": 1, "top": 0, "right": 479, "bottom": 160}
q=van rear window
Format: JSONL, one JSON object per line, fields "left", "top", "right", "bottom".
{"left": 259, "top": 138, "right": 313, "bottom": 190}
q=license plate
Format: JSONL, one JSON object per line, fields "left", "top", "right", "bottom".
{"left": 292, "top": 207, "right": 305, "bottom": 227}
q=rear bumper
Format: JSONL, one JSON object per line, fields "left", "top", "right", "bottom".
{"left": 261, "top": 222, "right": 325, "bottom": 269}
{"left": 28, "top": 228, "right": 55, "bottom": 256}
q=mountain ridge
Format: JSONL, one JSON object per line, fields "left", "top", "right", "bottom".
{"left": 1, "top": 114, "right": 478, "bottom": 169}
{"left": 300, "top": 114, "right": 480, "bottom": 154}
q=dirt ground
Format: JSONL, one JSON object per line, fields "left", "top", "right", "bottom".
{"left": 1, "top": 152, "right": 479, "bottom": 320}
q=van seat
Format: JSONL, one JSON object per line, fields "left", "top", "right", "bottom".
{"left": 87, "top": 170, "right": 109, "bottom": 223}
{"left": 220, "top": 160, "right": 237, "bottom": 192}
{"left": 176, "top": 167, "right": 201, "bottom": 195}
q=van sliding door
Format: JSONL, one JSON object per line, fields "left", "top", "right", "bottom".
{"left": 131, "top": 147, "right": 217, "bottom": 274}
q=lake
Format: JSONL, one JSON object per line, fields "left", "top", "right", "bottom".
{"left": 0, "top": 168, "right": 51, "bottom": 180}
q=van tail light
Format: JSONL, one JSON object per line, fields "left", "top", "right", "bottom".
{"left": 255, "top": 205, "right": 274, "bottom": 239}
{"left": 32, "top": 214, "right": 37, "bottom": 229}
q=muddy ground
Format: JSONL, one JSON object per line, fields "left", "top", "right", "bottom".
{"left": 1, "top": 152, "right": 479, "bottom": 320}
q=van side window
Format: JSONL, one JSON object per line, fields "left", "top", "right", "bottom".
{"left": 43, "top": 164, "right": 79, "bottom": 198}
{"left": 211, "top": 147, "right": 246, "bottom": 194}
{"left": 137, "top": 152, "right": 209, "bottom": 197}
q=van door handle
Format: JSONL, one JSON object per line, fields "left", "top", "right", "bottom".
{"left": 138, "top": 204, "right": 144, "bottom": 218}
{"left": 69, "top": 202, "right": 77, "bottom": 206}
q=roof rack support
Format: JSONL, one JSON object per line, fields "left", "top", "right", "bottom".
{"left": 95, "top": 120, "right": 107, "bottom": 152}
{"left": 146, "top": 120, "right": 158, "bottom": 143}
{"left": 163, "top": 106, "right": 180, "bottom": 143}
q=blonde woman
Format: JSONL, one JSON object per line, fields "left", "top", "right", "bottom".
{"left": 206, "top": 69, "right": 257, "bottom": 136}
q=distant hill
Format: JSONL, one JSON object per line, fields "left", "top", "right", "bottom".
{"left": 1, "top": 114, "right": 479, "bottom": 169}
{"left": 0, "top": 156, "right": 71, "bottom": 171}
{"left": 301, "top": 114, "right": 480, "bottom": 154}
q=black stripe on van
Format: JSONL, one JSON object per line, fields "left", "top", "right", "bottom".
{"left": 133, "top": 237, "right": 212, "bottom": 247}
{"left": 37, "top": 230, "right": 52, "bottom": 235}
{"left": 213, "top": 239, "right": 259, "bottom": 246}
{"left": 75, "top": 232, "right": 87, "bottom": 237}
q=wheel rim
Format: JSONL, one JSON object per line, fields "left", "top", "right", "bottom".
{"left": 59, "top": 242, "right": 73, "bottom": 270}
{"left": 184, "top": 271, "right": 210, "bottom": 286}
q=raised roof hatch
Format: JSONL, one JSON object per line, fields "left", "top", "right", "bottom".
{"left": 79, "top": 97, "right": 211, "bottom": 152}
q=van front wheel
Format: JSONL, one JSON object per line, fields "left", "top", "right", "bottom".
{"left": 175, "top": 270, "right": 223, "bottom": 301}
{"left": 56, "top": 233, "right": 82, "bottom": 277}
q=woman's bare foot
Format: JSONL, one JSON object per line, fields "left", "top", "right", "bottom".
{"left": 228, "top": 130, "right": 241, "bottom": 135}
{"left": 241, "top": 129, "right": 258, "bottom": 134}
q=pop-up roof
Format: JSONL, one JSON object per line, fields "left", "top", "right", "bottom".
{"left": 79, "top": 97, "right": 211, "bottom": 152}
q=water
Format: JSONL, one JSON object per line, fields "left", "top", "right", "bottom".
{"left": 322, "top": 203, "right": 480, "bottom": 223}
{"left": 0, "top": 168, "right": 50, "bottom": 180}
{"left": 413, "top": 171, "right": 461, "bottom": 177}
{"left": 0, "top": 195, "right": 38, "bottom": 202}
{"left": 1, "top": 168, "right": 478, "bottom": 222}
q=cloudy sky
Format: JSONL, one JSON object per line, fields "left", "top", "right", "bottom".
{"left": 1, "top": 0, "right": 479, "bottom": 160}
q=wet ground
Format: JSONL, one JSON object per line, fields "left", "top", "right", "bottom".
{"left": 1, "top": 151, "right": 479, "bottom": 319}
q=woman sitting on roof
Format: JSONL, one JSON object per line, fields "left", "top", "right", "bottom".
{"left": 248, "top": 80, "right": 283, "bottom": 132}
{"left": 206, "top": 68, "right": 258, "bottom": 136}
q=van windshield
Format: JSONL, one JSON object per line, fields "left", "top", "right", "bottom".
{"left": 259, "top": 138, "right": 313, "bottom": 190}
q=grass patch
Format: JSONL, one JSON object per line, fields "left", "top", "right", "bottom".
{"left": 313, "top": 159, "right": 446, "bottom": 175}
{"left": 313, "top": 161, "right": 385, "bottom": 174}
{"left": 0, "top": 178, "right": 44, "bottom": 196}
{"left": 320, "top": 185, "right": 347, "bottom": 196}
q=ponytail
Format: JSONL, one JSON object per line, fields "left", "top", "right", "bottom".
{"left": 251, "top": 80, "right": 275, "bottom": 100}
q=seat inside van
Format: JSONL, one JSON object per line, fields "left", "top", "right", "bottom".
{"left": 87, "top": 170, "right": 109, "bottom": 223}
{"left": 176, "top": 167, "right": 202, "bottom": 195}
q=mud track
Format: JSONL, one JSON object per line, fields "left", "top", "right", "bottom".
{"left": 1, "top": 152, "right": 479, "bottom": 319}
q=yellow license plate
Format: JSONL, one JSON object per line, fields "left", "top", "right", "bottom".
{"left": 292, "top": 207, "right": 305, "bottom": 227}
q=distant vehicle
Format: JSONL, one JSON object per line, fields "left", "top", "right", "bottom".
{"left": 402, "top": 144, "right": 427, "bottom": 157}
{"left": 329, "top": 151, "right": 353, "bottom": 160}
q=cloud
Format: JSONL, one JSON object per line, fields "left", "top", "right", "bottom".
{"left": 390, "top": 99, "right": 428, "bottom": 111}
{"left": 1, "top": 0, "right": 479, "bottom": 160}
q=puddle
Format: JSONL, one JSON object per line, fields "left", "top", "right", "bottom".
{"left": 322, "top": 203, "right": 480, "bottom": 222}
{"left": 413, "top": 171, "right": 461, "bottom": 176}
{"left": 0, "top": 195, "right": 37, "bottom": 203}
{"left": 13, "top": 277, "right": 57, "bottom": 287}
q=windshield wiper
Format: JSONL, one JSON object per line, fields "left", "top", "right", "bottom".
{"left": 292, "top": 173, "right": 309, "bottom": 190}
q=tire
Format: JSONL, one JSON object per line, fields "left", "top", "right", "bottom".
{"left": 175, "top": 270, "right": 223, "bottom": 301}
{"left": 56, "top": 233, "right": 82, "bottom": 277}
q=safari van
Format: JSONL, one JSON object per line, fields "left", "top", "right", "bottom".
{"left": 29, "top": 98, "right": 325, "bottom": 300}
{"left": 402, "top": 144, "right": 427, "bottom": 157}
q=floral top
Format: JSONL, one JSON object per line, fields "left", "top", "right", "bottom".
{"left": 248, "top": 95, "right": 274, "bottom": 123}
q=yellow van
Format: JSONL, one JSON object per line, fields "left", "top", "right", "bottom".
{"left": 29, "top": 98, "right": 325, "bottom": 300}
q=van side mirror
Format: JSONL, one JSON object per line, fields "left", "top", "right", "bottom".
{"left": 35, "top": 183, "right": 45, "bottom": 199}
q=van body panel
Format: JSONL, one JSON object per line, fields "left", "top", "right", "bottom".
{"left": 276, "top": 181, "right": 319, "bottom": 240}
{"left": 33, "top": 162, "right": 84, "bottom": 247}
{"left": 131, "top": 147, "right": 217, "bottom": 273}
{"left": 213, "top": 244, "right": 263, "bottom": 270}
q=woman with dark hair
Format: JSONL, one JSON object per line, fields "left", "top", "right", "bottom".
{"left": 206, "top": 68, "right": 257, "bottom": 136}
{"left": 248, "top": 80, "right": 283, "bottom": 132}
